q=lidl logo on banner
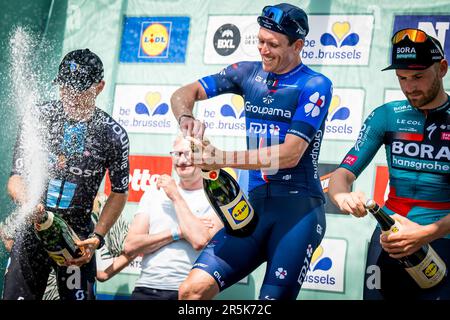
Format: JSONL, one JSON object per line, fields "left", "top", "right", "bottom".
{"left": 393, "top": 16, "right": 450, "bottom": 58}
{"left": 324, "top": 88, "right": 364, "bottom": 141}
{"left": 196, "top": 94, "right": 246, "bottom": 136}
{"left": 140, "top": 22, "right": 170, "bottom": 58}
{"left": 120, "top": 16, "right": 190, "bottom": 63}
{"left": 112, "top": 84, "right": 178, "bottom": 134}
{"left": 302, "top": 238, "right": 347, "bottom": 293}
{"left": 303, "top": 15, "right": 373, "bottom": 65}
{"left": 104, "top": 155, "right": 173, "bottom": 202}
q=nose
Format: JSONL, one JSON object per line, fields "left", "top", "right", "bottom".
{"left": 258, "top": 43, "right": 270, "bottom": 55}
{"left": 403, "top": 79, "right": 417, "bottom": 94}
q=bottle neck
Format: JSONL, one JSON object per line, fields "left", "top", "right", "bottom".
{"left": 35, "top": 211, "right": 54, "bottom": 231}
{"left": 366, "top": 202, "right": 395, "bottom": 231}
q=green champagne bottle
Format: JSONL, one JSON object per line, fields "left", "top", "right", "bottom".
{"left": 34, "top": 211, "right": 84, "bottom": 266}
{"left": 365, "top": 199, "right": 447, "bottom": 289}
{"left": 202, "top": 169, "right": 258, "bottom": 237}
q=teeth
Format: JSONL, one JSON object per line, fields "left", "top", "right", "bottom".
{"left": 263, "top": 57, "right": 273, "bottom": 62}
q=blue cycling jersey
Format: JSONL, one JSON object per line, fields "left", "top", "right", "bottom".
{"left": 194, "top": 61, "right": 332, "bottom": 299}
{"left": 199, "top": 61, "right": 333, "bottom": 198}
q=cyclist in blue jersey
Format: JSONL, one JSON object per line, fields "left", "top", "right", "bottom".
{"left": 1, "top": 49, "right": 129, "bottom": 300}
{"left": 171, "top": 3, "right": 333, "bottom": 300}
{"left": 329, "top": 29, "right": 450, "bottom": 299}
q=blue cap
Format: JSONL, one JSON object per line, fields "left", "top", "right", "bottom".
{"left": 53, "top": 48, "right": 104, "bottom": 91}
{"left": 257, "top": 3, "right": 309, "bottom": 40}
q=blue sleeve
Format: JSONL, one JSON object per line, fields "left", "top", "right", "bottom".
{"left": 339, "top": 105, "right": 386, "bottom": 178}
{"left": 287, "top": 75, "right": 333, "bottom": 143}
{"left": 198, "top": 62, "right": 254, "bottom": 98}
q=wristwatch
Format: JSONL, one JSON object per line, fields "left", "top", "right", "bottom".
{"left": 89, "top": 232, "right": 105, "bottom": 249}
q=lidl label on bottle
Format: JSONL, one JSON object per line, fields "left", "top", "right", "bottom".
{"left": 405, "top": 246, "right": 446, "bottom": 289}
{"left": 220, "top": 191, "right": 254, "bottom": 230}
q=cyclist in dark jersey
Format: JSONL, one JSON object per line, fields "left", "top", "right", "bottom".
{"left": 329, "top": 29, "right": 450, "bottom": 299}
{"left": 171, "top": 4, "right": 332, "bottom": 300}
{"left": 2, "top": 49, "right": 129, "bottom": 300}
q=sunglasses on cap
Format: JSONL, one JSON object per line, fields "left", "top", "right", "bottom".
{"left": 392, "top": 28, "right": 429, "bottom": 44}
{"left": 262, "top": 6, "right": 287, "bottom": 25}
{"left": 391, "top": 28, "right": 445, "bottom": 56}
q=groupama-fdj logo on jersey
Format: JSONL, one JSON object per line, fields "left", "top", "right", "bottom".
{"left": 245, "top": 101, "right": 292, "bottom": 118}
{"left": 304, "top": 92, "right": 326, "bottom": 118}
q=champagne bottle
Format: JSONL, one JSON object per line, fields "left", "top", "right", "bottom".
{"left": 365, "top": 199, "right": 447, "bottom": 289}
{"left": 202, "top": 169, "right": 258, "bottom": 237}
{"left": 34, "top": 211, "right": 84, "bottom": 266}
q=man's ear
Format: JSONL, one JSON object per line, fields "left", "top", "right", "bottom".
{"left": 96, "top": 80, "right": 105, "bottom": 96}
{"left": 294, "top": 38, "right": 304, "bottom": 53}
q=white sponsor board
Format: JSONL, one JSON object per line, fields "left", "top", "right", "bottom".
{"left": 204, "top": 15, "right": 374, "bottom": 65}
{"left": 304, "top": 15, "right": 374, "bottom": 65}
{"left": 324, "top": 88, "right": 364, "bottom": 141}
{"left": 302, "top": 238, "right": 347, "bottom": 292}
{"left": 204, "top": 16, "right": 260, "bottom": 64}
{"left": 112, "top": 84, "right": 178, "bottom": 134}
{"left": 384, "top": 89, "right": 406, "bottom": 103}
{"left": 196, "top": 94, "right": 246, "bottom": 137}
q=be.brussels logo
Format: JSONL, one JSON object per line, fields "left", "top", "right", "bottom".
{"left": 104, "top": 155, "right": 173, "bottom": 202}
{"left": 302, "top": 238, "right": 347, "bottom": 293}
{"left": 324, "top": 88, "right": 364, "bottom": 141}
{"left": 120, "top": 16, "right": 190, "bottom": 63}
{"left": 197, "top": 94, "right": 246, "bottom": 137}
{"left": 112, "top": 84, "right": 178, "bottom": 134}
{"left": 213, "top": 24, "right": 241, "bottom": 56}
{"left": 221, "top": 95, "right": 245, "bottom": 119}
{"left": 140, "top": 22, "right": 170, "bottom": 57}
{"left": 135, "top": 92, "right": 169, "bottom": 117}
{"left": 320, "top": 22, "right": 359, "bottom": 48}
{"left": 303, "top": 15, "right": 373, "bottom": 65}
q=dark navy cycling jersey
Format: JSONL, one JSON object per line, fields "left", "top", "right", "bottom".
{"left": 339, "top": 98, "right": 450, "bottom": 227}
{"left": 199, "top": 61, "right": 333, "bottom": 198}
{"left": 11, "top": 100, "right": 129, "bottom": 229}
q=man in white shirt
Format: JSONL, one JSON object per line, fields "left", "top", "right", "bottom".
{"left": 97, "top": 136, "right": 223, "bottom": 299}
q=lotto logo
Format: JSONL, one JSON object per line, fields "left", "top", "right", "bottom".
{"left": 105, "top": 155, "right": 172, "bottom": 202}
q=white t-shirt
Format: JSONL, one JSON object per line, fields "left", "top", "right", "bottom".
{"left": 133, "top": 185, "right": 214, "bottom": 291}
